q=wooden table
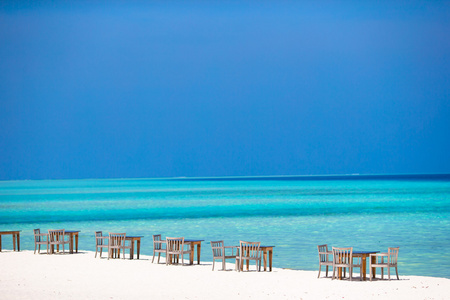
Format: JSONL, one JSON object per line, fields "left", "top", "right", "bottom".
{"left": 239, "top": 245, "right": 275, "bottom": 272}
{"left": 0, "top": 231, "right": 21, "bottom": 252}
{"left": 65, "top": 231, "right": 80, "bottom": 254}
{"left": 353, "top": 251, "right": 380, "bottom": 281}
{"left": 185, "top": 239, "right": 204, "bottom": 265}
{"left": 126, "top": 236, "right": 143, "bottom": 259}
{"left": 164, "top": 239, "right": 204, "bottom": 265}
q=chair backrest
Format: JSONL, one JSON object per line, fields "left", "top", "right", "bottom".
{"left": 388, "top": 247, "right": 399, "bottom": 265}
{"left": 332, "top": 247, "right": 353, "bottom": 265}
{"left": 166, "top": 237, "right": 184, "bottom": 253}
{"left": 48, "top": 229, "right": 65, "bottom": 243}
{"left": 109, "top": 233, "right": 126, "bottom": 248}
{"left": 95, "top": 231, "right": 103, "bottom": 246}
{"left": 153, "top": 234, "right": 162, "bottom": 250}
{"left": 240, "top": 241, "right": 261, "bottom": 259}
{"left": 211, "top": 240, "right": 224, "bottom": 258}
{"left": 318, "top": 244, "right": 329, "bottom": 262}
{"left": 34, "top": 229, "right": 41, "bottom": 242}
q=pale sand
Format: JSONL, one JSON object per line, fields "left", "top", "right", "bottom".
{"left": 1, "top": 251, "right": 449, "bottom": 300}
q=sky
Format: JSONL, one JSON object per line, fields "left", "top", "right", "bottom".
{"left": 0, "top": 1, "right": 449, "bottom": 180}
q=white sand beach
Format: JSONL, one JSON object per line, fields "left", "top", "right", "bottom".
{"left": 0, "top": 250, "right": 449, "bottom": 300}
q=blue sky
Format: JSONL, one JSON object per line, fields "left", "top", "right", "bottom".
{"left": 1, "top": 1, "right": 449, "bottom": 180}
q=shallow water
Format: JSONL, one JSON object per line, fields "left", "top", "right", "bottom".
{"left": 1, "top": 175, "right": 449, "bottom": 278}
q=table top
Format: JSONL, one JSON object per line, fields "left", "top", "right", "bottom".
{"left": 353, "top": 251, "right": 380, "bottom": 254}
{"left": 126, "top": 236, "right": 144, "bottom": 239}
{"left": 184, "top": 239, "right": 204, "bottom": 242}
{"left": 65, "top": 230, "right": 80, "bottom": 234}
{"left": 0, "top": 230, "right": 21, "bottom": 234}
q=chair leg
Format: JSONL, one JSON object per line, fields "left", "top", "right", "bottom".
{"left": 332, "top": 266, "right": 335, "bottom": 280}
{"left": 381, "top": 267, "right": 384, "bottom": 279}
{"left": 318, "top": 265, "right": 321, "bottom": 278}
{"left": 100, "top": 248, "right": 103, "bottom": 258}
{"left": 158, "top": 253, "right": 161, "bottom": 263}
{"left": 388, "top": 266, "right": 391, "bottom": 281}
{"left": 349, "top": 267, "right": 353, "bottom": 281}
{"left": 395, "top": 266, "right": 399, "bottom": 280}
{"left": 95, "top": 247, "right": 98, "bottom": 258}
{"left": 326, "top": 266, "right": 328, "bottom": 277}
{"left": 152, "top": 251, "right": 155, "bottom": 263}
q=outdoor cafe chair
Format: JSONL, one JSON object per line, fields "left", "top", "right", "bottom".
{"left": 152, "top": 234, "right": 167, "bottom": 263}
{"left": 211, "top": 240, "right": 238, "bottom": 271}
{"left": 317, "top": 244, "right": 333, "bottom": 278}
{"left": 48, "top": 229, "right": 70, "bottom": 254}
{"left": 166, "top": 237, "right": 191, "bottom": 266}
{"left": 332, "top": 247, "right": 362, "bottom": 281}
{"left": 369, "top": 247, "right": 400, "bottom": 281}
{"left": 95, "top": 231, "right": 109, "bottom": 258}
{"left": 236, "top": 241, "right": 261, "bottom": 272}
{"left": 33, "top": 228, "right": 49, "bottom": 254}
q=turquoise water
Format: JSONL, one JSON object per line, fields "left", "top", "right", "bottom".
{"left": 1, "top": 175, "right": 449, "bottom": 278}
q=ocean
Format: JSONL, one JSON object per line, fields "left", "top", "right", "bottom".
{"left": 1, "top": 174, "right": 449, "bottom": 278}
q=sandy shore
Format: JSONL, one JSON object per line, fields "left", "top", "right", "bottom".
{"left": 0, "top": 250, "right": 448, "bottom": 300}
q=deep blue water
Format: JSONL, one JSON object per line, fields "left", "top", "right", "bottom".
{"left": 0, "top": 174, "right": 449, "bottom": 278}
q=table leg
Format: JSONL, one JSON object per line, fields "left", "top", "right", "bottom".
{"left": 269, "top": 249, "right": 273, "bottom": 272}
{"left": 69, "top": 234, "right": 74, "bottom": 254}
{"left": 197, "top": 243, "right": 201, "bottom": 264}
{"left": 362, "top": 255, "right": 367, "bottom": 280}
{"left": 371, "top": 256, "right": 376, "bottom": 279}
{"left": 189, "top": 243, "right": 194, "bottom": 265}
{"left": 130, "top": 240, "right": 134, "bottom": 259}
{"left": 137, "top": 239, "right": 140, "bottom": 259}
{"left": 13, "top": 234, "right": 16, "bottom": 251}
{"left": 75, "top": 233, "right": 79, "bottom": 253}
{"left": 0, "top": 235, "right": 2, "bottom": 252}
{"left": 263, "top": 250, "right": 267, "bottom": 271}
{"left": 17, "top": 233, "right": 20, "bottom": 251}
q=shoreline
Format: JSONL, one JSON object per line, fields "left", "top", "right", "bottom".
{"left": 1, "top": 250, "right": 449, "bottom": 299}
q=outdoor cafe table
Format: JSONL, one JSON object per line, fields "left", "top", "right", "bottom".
{"left": 337, "top": 250, "right": 380, "bottom": 281}
{"left": 126, "top": 236, "right": 143, "bottom": 259}
{"left": 185, "top": 239, "right": 204, "bottom": 264}
{"left": 163, "top": 239, "right": 204, "bottom": 265}
{"left": 50, "top": 230, "right": 80, "bottom": 254}
{"left": 239, "top": 245, "right": 275, "bottom": 272}
{"left": 65, "top": 230, "right": 80, "bottom": 254}
{"left": 0, "top": 231, "right": 21, "bottom": 252}
{"left": 353, "top": 250, "right": 380, "bottom": 281}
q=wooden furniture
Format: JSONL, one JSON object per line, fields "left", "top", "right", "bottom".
{"left": 95, "top": 231, "right": 109, "bottom": 258}
{"left": 48, "top": 229, "right": 70, "bottom": 254}
{"left": 0, "top": 230, "right": 21, "bottom": 252}
{"left": 317, "top": 244, "right": 333, "bottom": 278}
{"left": 211, "top": 240, "right": 238, "bottom": 271}
{"left": 152, "top": 234, "right": 166, "bottom": 263}
{"left": 353, "top": 250, "right": 380, "bottom": 281}
{"left": 166, "top": 237, "right": 192, "bottom": 266}
{"left": 65, "top": 230, "right": 80, "bottom": 254}
{"left": 126, "top": 236, "right": 143, "bottom": 259}
{"left": 33, "top": 229, "right": 48, "bottom": 254}
{"left": 369, "top": 247, "right": 400, "bottom": 281}
{"left": 185, "top": 239, "right": 204, "bottom": 265}
{"left": 236, "top": 241, "right": 261, "bottom": 272}
{"left": 108, "top": 233, "right": 132, "bottom": 259}
{"left": 332, "top": 247, "right": 362, "bottom": 281}
{"left": 260, "top": 246, "right": 274, "bottom": 272}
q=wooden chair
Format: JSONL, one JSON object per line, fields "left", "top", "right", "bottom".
{"left": 211, "top": 240, "right": 238, "bottom": 271}
{"left": 332, "top": 247, "right": 362, "bottom": 281}
{"left": 108, "top": 233, "right": 132, "bottom": 259}
{"left": 236, "top": 241, "right": 261, "bottom": 272}
{"left": 95, "top": 231, "right": 109, "bottom": 258}
{"left": 152, "top": 234, "right": 167, "bottom": 263}
{"left": 370, "top": 247, "right": 400, "bottom": 281}
{"left": 317, "top": 244, "right": 333, "bottom": 278}
{"left": 48, "top": 229, "right": 70, "bottom": 254}
{"left": 33, "top": 229, "right": 49, "bottom": 254}
{"left": 166, "top": 237, "right": 191, "bottom": 266}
